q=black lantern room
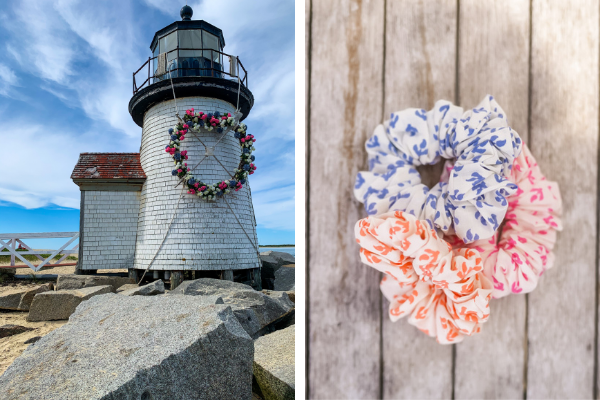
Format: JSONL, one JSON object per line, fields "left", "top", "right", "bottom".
{"left": 129, "top": 5, "right": 254, "bottom": 127}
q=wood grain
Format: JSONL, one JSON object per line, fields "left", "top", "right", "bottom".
{"left": 308, "top": 0, "right": 385, "bottom": 398}
{"left": 527, "top": 0, "right": 599, "bottom": 398}
{"left": 454, "top": 1, "right": 530, "bottom": 398}
{"left": 381, "top": 0, "right": 457, "bottom": 398}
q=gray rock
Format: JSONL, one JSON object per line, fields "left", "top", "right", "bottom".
{"left": 260, "top": 251, "right": 295, "bottom": 265}
{"left": 260, "top": 255, "right": 282, "bottom": 290}
{"left": 170, "top": 279, "right": 295, "bottom": 338}
{"left": 0, "top": 324, "right": 33, "bottom": 338}
{"left": 27, "top": 285, "right": 113, "bottom": 322}
{"left": 274, "top": 266, "right": 295, "bottom": 292}
{"left": 0, "top": 283, "right": 54, "bottom": 311}
{"left": 119, "top": 279, "right": 165, "bottom": 296}
{"left": 55, "top": 274, "right": 133, "bottom": 291}
{"left": 253, "top": 325, "right": 295, "bottom": 400}
{"left": 0, "top": 294, "right": 254, "bottom": 400}
{"left": 259, "top": 252, "right": 294, "bottom": 290}
{"left": 115, "top": 283, "right": 139, "bottom": 293}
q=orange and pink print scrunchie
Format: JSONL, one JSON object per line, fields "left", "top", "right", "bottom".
{"left": 354, "top": 98, "right": 562, "bottom": 344}
{"left": 355, "top": 212, "right": 492, "bottom": 344}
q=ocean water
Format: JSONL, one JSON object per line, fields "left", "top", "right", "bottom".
{"left": 259, "top": 247, "right": 295, "bottom": 256}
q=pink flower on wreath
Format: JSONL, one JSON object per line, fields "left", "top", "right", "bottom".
{"left": 212, "top": 123, "right": 217, "bottom": 127}
{"left": 181, "top": 150, "right": 187, "bottom": 157}
{"left": 240, "top": 138, "right": 245, "bottom": 143}
{"left": 222, "top": 116, "right": 227, "bottom": 120}
{"left": 200, "top": 186, "right": 207, "bottom": 191}
{"left": 249, "top": 171, "right": 254, "bottom": 175}
{"left": 177, "top": 169, "right": 183, "bottom": 173}
{"left": 201, "top": 114, "right": 207, "bottom": 120}
{"left": 227, "top": 113, "right": 231, "bottom": 117}
{"left": 180, "top": 136, "right": 185, "bottom": 141}
{"left": 165, "top": 148, "right": 170, "bottom": 153}
{"left": 189, "top": 189, "right": 196, "bottom": 194}
{"left": 194, "top": 183, "right": 199, "bottom": 188}
{"left": 183, "top": 124, "right": 188, "bottom": 129}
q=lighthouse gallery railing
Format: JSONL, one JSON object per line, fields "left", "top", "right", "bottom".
{"left": 132, "top": 48, "right": 248, "bottom": 94}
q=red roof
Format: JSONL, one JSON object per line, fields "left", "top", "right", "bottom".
{"left": 71, "top": 153, "right": 146, "bottom": 180}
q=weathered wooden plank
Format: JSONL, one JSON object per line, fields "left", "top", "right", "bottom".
{"left": 528, "top": 1, "right": 598, "bottom": 398}
{"left": 454, "top": 1, "right": 530, "bottom": 398}
{"left": 308, "top": 0, "right": 385, "bottom": 398}
{"left": 380, "top": 1, "right": 456, "bottom": 398}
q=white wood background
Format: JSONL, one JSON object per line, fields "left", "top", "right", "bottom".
{"left": 306, "top": 0, "right": 600, "bottom": 398}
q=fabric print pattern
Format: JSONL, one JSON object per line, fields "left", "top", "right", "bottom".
{"left": 355, "top": 211, "right": 492, "bottom": 344}
{"left": 463, "top": 143, "right": 563, "bottom": 298}
{"left": 354, "top": 95, "right": 522, "bottom": 243}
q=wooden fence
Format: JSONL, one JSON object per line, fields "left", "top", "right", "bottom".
{"left": 0, "top": 232, "right": 79, "bottom": 272}
{"left": 307, "top": 0, "right": 599, "bottom": 398}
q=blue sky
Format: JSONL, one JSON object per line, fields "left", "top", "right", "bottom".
{"left": 0, "top": 0, "right": 295, "bottom": 247}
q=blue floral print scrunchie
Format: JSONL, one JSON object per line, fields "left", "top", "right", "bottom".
{"left": 354, "top": 95, "right": 522, "bottom": 243}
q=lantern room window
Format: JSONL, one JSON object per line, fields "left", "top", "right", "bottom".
{"left": 150, "top": 27, "right": 224, "bottom": 82}
{"left": 133, "top": 6, "right": 248, "bottom": 94}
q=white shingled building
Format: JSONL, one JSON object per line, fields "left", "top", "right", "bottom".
{"left": 71, "top": 5, "right": 260, "bottom": 289}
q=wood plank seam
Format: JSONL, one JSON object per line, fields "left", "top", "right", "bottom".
{"left": 305, "top": 0, "right": 312, "bottom": 397}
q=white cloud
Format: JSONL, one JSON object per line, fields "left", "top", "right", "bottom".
{"left": 0, "top": 113, "right": 132, "bottom": 210}
{"left": 0, "top": 63, "right": 18, "bottom": 96}
{"left": 2, "top": 0, "right": 143, "bottom": 136}
{"left": 252, "top": 184, "right": 295, "bottom": 231}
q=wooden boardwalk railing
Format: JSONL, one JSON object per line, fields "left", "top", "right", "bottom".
{"left": 0, "top": 232, "right": 79, "bottom": 272}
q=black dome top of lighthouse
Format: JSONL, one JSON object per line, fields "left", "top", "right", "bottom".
{"left": 180, "top": 5, "right": 193, "bottom": 20}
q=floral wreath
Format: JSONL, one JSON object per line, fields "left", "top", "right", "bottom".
{"left": 165, "top": 108, "right": 257, "bottom": 200}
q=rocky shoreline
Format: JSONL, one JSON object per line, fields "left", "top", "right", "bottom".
{"left": 0, "top": 251, "right": 295, "bottom": 399}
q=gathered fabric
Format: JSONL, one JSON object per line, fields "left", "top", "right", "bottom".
{"left": 355, "top": 211, "right": 492, "bottom": 344}
{"left": 354, "top": 95, "right": 523, "bottom": 243}
{"left": 453, "top": 144, "right": 562, "bottom": 298}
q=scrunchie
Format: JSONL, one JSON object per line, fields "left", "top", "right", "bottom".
{"left": 354, "top": 95, "right": 522, "bottom": 243}
{"left": 355, "top": 211, "right": 492, "bottom": 344}
{"left": 459, "top": 143, "right": 562, "bottom": 298}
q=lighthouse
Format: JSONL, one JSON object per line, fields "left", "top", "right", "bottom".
{"left": 127, "top": 5, "right": 260, "bottom": 288}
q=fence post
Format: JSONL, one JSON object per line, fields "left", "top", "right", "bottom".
{"left": 10, "top": 238, "right": 15, "bottom": 267}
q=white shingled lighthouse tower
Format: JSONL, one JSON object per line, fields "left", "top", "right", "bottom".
{"left": 127, "top": 5, "right": 260, "bottom": 288}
